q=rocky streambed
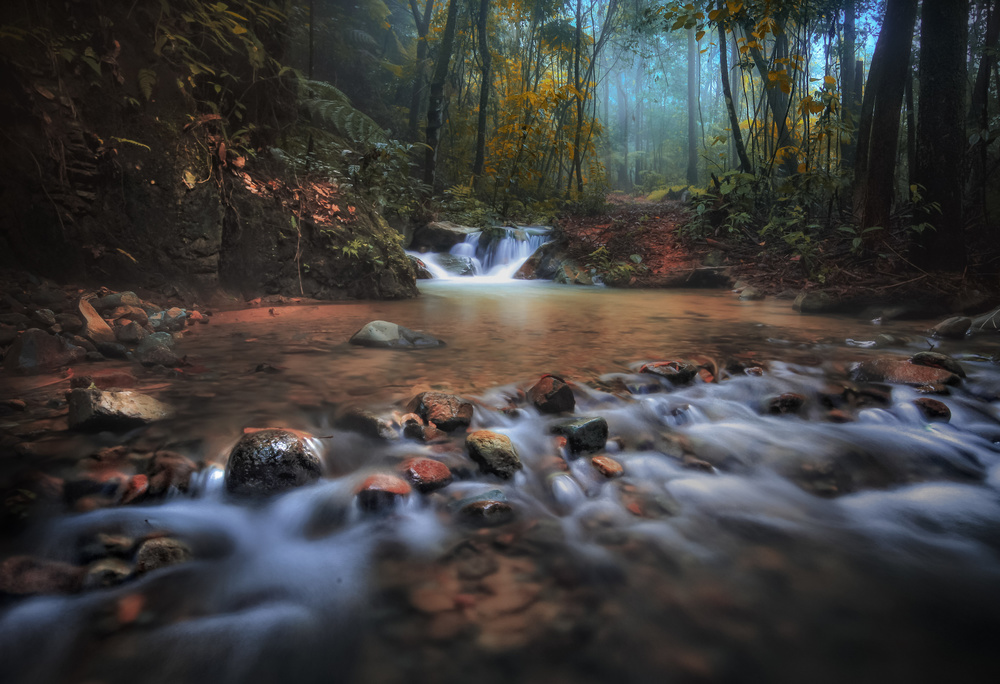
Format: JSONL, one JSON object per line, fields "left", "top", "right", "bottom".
{"left": 2, "top": 280, "right": 1000, "bottom": 683}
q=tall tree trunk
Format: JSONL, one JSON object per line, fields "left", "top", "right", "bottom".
{"left": 472, "top": 0, "right": 491, "bottom": 189}
{"left": 913, "top": 0, "right": 970, "bottom": 270}
{"left": 718, "top": 8, "right": 752, "bottom": 173}
{"left": 969, "top": 0, "right": 1000, "bottom": 225}
{"left": 686, "top": 27, "right": 698, "bottom": 185}
{"left": 745, "top": 31, "right": 797, "bottom": 175}
{"left": 407, "top": 0, "right": 436, "bottom": 142}
{"left": 424, "top": 0, "right": 460, "bottom": 189}
{"left": 853, "top": 0, "right": 918, "bottom": 233}
{"left": 840, "top": 0, "right": 857, "bottom": 169}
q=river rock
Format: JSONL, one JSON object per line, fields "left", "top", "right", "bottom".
{"left": 766, "top": 393, "right": 806, "bottom": 415}
{"left": 0, "top": 555, "right": 83, "bottom": 595}
{"left": 95, "top": 340, "right": 129, "bottom": 359}
{"left": 349, "top": 320, "right": 446, "bottom": 349}
{"left": 0, "top": 312, "right": 31, "bottom": 327}
{"left": 527, "top": 374, "right": 575, "bottom": 413}
{"left": 466, "top": 431, "right": 522, "bottom": 479}
{"left": 92, "top": 291, "right": 142, "bottom": 311}
{"left": 412, "top": 220, "right": 480, "bottom": 251}
{"left": 55, "top": 313, "right": 83, "bottom": 333}
{"left": 640, "top": 360, "right": 699, "bottom": 385}
{"left": 67, "top": 388, "right": 174, "bottom": 430}
{"left": 115, "top": 320, "right": 148, "bottom": 345}
{"left": 408, "top": 255, "right": 434, "bottom": 279}
{"left": 147, "top": 451, "right": 198, "bottom": 495}
{"left": 135, "top": 537, "right": 192, "bottom": 573}
{"left": 82, "top": 558, "right": 133, "bottom": 590}
{"left": 406, "top": 391, "right": 473, "bottom": 431}
{"left": 553, "top": 417, "right": 609, "bottom": 455}
{"left": 31, "top": 308, "right": 56, "bottom": 327}
{"left": 793, "top": 290, "right": 838, "bottom": 314}
{"left": 107, "top": 305, "right": 149, "bottom": 326}
{"left": 852, "top": 358, "right": 960, "bottom": 386}
{"left": 970, "top": 306, "right": 1000, "bottom": 332}
{"left": 135, "top": 332, "right": 180, "bottom": 367}
{"left": 931, "top": 316, "right": 971, "bottom": 339}
{"left": 434, "top": 253, "right": 476, "bottom": 277}
{"left": 77, "top": 297, "right": 117, "bottom": 345}
{"left": 591, "top": 455, "right": 624, "bottom": 478}
{"left": 738, "top": 287, "right": 765, "bottom": 301}
{"left": 399, "top": 457, "right": 453, "bottom": 492}
{"left": 335, "top": 407, "right": 398, "bottom": 439}
{"left": 3, "top": 328, "right": 86, "bottom": 373}
{"left": 149, "top": 308, "right": 187, "bottom": 332}
{"left": 451, "top": 489, "right": 514, "bottom": 527}
{"left": 913, "top": 397, "right": 951, "bottom": 421}
{"left": 910, "top": 351, "right": 966, "bottom": 378}
{"left": 225, "top": 428, "right": 323, "bottom": 496}
{"left": 355, "top": 473, "right": 412, "bottom": 512}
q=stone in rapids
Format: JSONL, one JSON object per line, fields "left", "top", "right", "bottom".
{"left": 225, "top": 428, "right": 323, "bottom": 496}
{"left": 466, "top": 431, "right": 523, "bottom": 479}
{"left": 527, "top": 374, "right": 575, "bottom": 414}
{"left": 406, "top": 391, "right": 473, "bottom": 432}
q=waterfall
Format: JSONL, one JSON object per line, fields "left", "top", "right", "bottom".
{"left": 408, "top": 226, "right": 550, "bottom": 281}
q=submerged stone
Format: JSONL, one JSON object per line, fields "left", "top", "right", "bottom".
{"left": 527, "top": 374, "right": 575, "bottom": 413}
{"left": 552, "top": 417, "right": 609, "bottom": 455}
{"left": 2, "top": 329, "right": 85, "bottom": 373}
{"left": 406, "top": 391, "right": 473, "bottom": 432}
{"left": 640, "top": 361, "right": 699, "bottom": 385}
{"left": 225, "top": 428, "right": 323, "bottom": 496}
{"left": 399, "top": 457, "right": 453, "bottom": 493}
{"left": 355, "top": 473, "right": 412, "bottom": 512}
{"left": 910, "top": 351, "right": 966, "bottom": 378}
{"left": 349, "top": 320, "right": 446, "bottom": 349}
{"left": 852, "top": 358, "right": 960, "bottom": 386}
{"left": 67, "top": 388, "right": 173, "bottom": 431}
{"left": 135, "top": 537, "right": 192, "bottom": 573}
{"left": 930, "top": 316, "right": 971, "bottom": 339}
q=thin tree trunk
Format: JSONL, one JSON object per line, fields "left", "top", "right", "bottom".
{"left": 408, "top": 0, "right": 435, "bottom": 142}
{"left": 718, "top": 8, "right": 752, "bottom": 173}
{"left": 472, "top": 0, "right": 491, "bottom": 189}
{"left": 424, "top": 0, "right": 460, "bottom": 189}
{"left": 840, "top": 0, "right": 857, "bottom": 168}
{"left": 686, "top": 27, "right": 698, "bottom": 185}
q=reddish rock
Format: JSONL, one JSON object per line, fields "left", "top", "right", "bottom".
{"left": 355, "top": 473, "right": 412, "bottom": 511}
{"left": 527, "top": 374, "right": 575, "bottom": 414}
{"left": 120, "top": 474, "right": 149, "bottom": 504}
{"left": 914, "top": 397, "right": 951, "bottom": 422}
{"left": 107, "top": 305, "right": 149, "bottom": 325}
{"left": 853, "top": 358, "right": 960, "bottom": 386}
{"left": 591, "top": 455, "right": 624, "bottom": 478}
{"left": 458, "top": 499, "right": 515, "bottom": 527}
{"left": 826, "top": 409, "right": 854, "bottom": 423}
{"left": 146, "top": 451, "right": 197, "bottom": 495}
{"left": 187, "top": 310, "right": 208, "bottom": 324}
{"left": 135, "top": 537, "right": 191, "bottom": 573}
{"left": 405, "top": 392, "right": 474, "bottom": 432}
{"left": 399, "top": 457, "right": 453, "bottom": 493}
{"left": 640, "top": 361, "right": 698, "bottom": 385}
{"left": 0, "top": 555, "right": 83, "bottom": 595}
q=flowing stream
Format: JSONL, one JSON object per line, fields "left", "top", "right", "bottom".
{"left": 3, "top": 280, "right": 1000, "bottom": 683}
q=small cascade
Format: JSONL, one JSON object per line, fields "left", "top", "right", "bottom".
{"left": 408, "top": 225, "right": 551, "bottom": 281}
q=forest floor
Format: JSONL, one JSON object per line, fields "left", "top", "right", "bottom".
{"left": 556, "top": 195, "right": 1000, "bottom": 314}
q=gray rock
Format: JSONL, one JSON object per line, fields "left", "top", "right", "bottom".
{"left": 135, "top": 537, "right": 191, "bottom": 573}
{"left": 349, "top": 320, "right": 445, "bottom": 349}
{"left": 55, "top": 313, "right": 84, "bottom": 333}
{"left": 77, "top": 297, "right": 116, "bottom": 345}
{"left": 910, "top": 351, "right": 966, "bottom": 378}
{"left": 433, "top": 253, "right": 476, "bottom": 276}
{"left": 95, "top": 341, "right": 129, "bottom": 359}
{"left": 92, "top": 291, "right": 143, "bottom": 311}
{"left": 466, "top": 430, "right": 522, "bottom": 479}
{"left": 335, "top": 407, "right": 398, "bottom": 440}
{"left": 738, "top": 287, "right": 765, "bottom": 301}
{"left": 67, "top": 388, "right": 174, "bottom": 430}
{"left": 3, "top": 329, "right": 86, "bottom": 373}
{"left": 149, "top": 307, "right": 187, "bottom": 332}
{"left": 931, "top": 316, "right": 971, "bottom": 339}
{"left": 553, "top": 417, "right": 609, "bottom": 455}
{"left": 793, "top": 290, "right": 838, "bottom": 314}
{"left": 116, "top": 321, "right": 148, "bottom": 345}
{"left": 412, "top": 220, "right": 480, "bottom": 251}
{"left": 225, "top": 428, "right": 323, "bottom": 496}
{"left": 31, "top": 309, "right": 57, "bottom": 327}
{"left": 135, "top": 332, "right": 180, "bottom": 366}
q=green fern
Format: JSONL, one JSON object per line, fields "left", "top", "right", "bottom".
{"left": 298, "top": 79, "right": 387, "bottom": 145}
{"left": 138, "top": 68, "right": 156, "bottom": 100}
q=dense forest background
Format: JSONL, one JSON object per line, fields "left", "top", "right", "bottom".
{"left": 1, "top": 0, "right": 998, "bottom": 292}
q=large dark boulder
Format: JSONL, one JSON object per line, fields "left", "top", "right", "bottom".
{"left": 3, "top": 329, "right": 86, "bottom": 373}
{"left": 225, "top": 428, "right": 323, "bottom": 496}
{"left": 410, "top": 221, "right": 480, "bottom": 252}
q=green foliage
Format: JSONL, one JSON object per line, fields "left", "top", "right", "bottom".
{"left": 586, "top": 246, "right": 646, "bottom": 286}
{"left": 298, "top": 79, "right": 388, "bottom": 146}
{"left": 440, "top": 185, "right": 499, "bottom": 229}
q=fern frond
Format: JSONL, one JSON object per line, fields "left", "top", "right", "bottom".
{"left": 298, "top": 78, "right": 387, "bottom": 146}
{"left": 138, "top": 68, "right": 156, "bottom": 100}
{"left": 348, "top": 29, "right": 379, "bottom": 49}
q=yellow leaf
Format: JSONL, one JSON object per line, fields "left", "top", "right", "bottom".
{"left": 797, "top": 163, "right": 807, "bottom": 173}
{"left": 696, "top": 30, "right": 705, "bottom": 42}
{"left": 231, "top": 25, "right": 247, "bottom": 35}
{"left": 824, "top": 75, "right": 837, "bottom": 86}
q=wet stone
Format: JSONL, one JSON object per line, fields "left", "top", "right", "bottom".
{"left": 135, "top": 537, "right": 192, "bottom": 573}
{"left": 553, "top": 416, "right": 609, "bottom": 455}
{"left": 591, "top": 455, "right": 624, "bottom": 478}
{"left": 335, "top": 407, "right": 398, "bottom": 440}
{"left": 527, "top": 374, "right": 575, "bottom": 413}
{"left": 466, "top": 431, "right": 522, "bottom": 479}
{"left": 225, "top": 428, "right": 323, "bottom": 496}
{"left": 406, "top": 391, "right": 473, "bottom": 432}
{"left": 766, "top": 393, "right": 806, "bottom": 415}
{"left": 930, "top": 316, "right": 971, "bottom": 339}
{"left": 115, "top": 320, "right": 147, "bottom": 345}
{"left": 83, "top": 558, "right": 133, "bottom": 590}
{"left": 3, "top": 328, "right": 86, "bottom": 373}
{"left": 136, "top": 332, "right": 180, "bottom": 367}
{"left": 853, "top": 358, "right": 960, "bottom": 386}
{"left": 913, "top": 397, "right": 951, "bottom": 422}
{"left": 399, "top": 457, "right": 453, "bottom": 493}
{"left": 640, "top": 361, "right": 699, "bottom": 385}
{"left": 910, "top": 351, "right": 966, "bottom": 378}
{"left": 458, "top": 499, "right": 515, "bottom": 527}
{"left": 355, "top": 473, "right": 412, "bottom": 512}
{"left": 77, "top": 296, "right": 116, "bottom": 345}
{"left": 31, "top": 308, "right": 56, "bottom": 327}
{"left": 70, "top": 368, "right": 138, "bottom": 390}
{"left": 0, "top": 555, "right": 83, "bottom": 595}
